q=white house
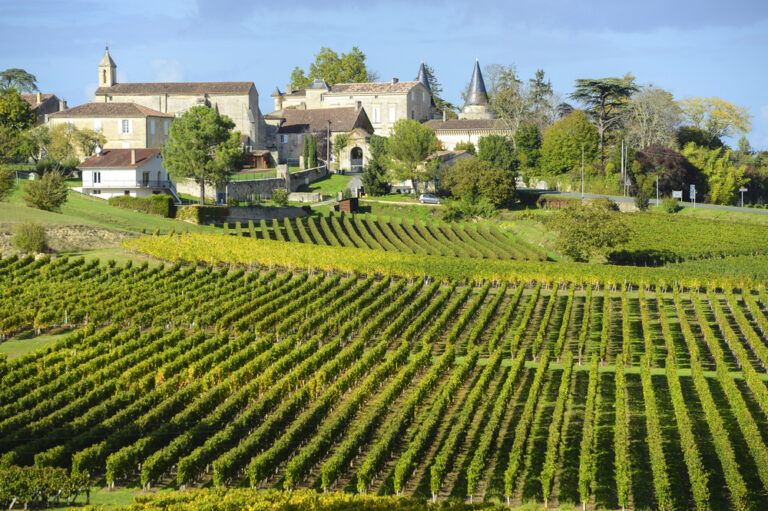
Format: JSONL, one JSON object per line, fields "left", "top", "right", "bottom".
{"left": 77, "top": 148, "right": 179, "bottom": 201}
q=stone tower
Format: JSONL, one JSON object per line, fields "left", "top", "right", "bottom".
{"left": 417, "top": 61, "right": 438, "bottom": 118}
{"left": 98, "top": 45, "right": 117, "bottom": 88}
{"left": 459, "top": 59, "right": 494, "bottom": 120}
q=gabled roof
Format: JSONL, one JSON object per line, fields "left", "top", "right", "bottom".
{"left": 95, "top": 82, "right": 253, "bottom": 96}
{"left": 78, "top": 148, "right": 161, "bottom": 169}
{"left": 330, "top": 81, "right": 421, "bottom": 94}
{"left": 424, "top": 119, "right": 508, "bottom": 131}
{"left": 21, "top": 93, "right": 56, "bottom": 109}
{"left": 49, "top": 102, "right": 174, "bottom": 118}
{"left": 465, "top": 60, "right": 489, "bottom": 107}
{"left": 276, "top": 107, "right": 373, "bottom": 134}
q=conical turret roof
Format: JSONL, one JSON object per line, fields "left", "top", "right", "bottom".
{"left": 417, "top": 62, "right": 430, "bottom": 91}
{"left": 465, "top": 59, "right": 488, "bottom": 107}
{"left": 99, "top": 46, "right": 116, "bottom": 67}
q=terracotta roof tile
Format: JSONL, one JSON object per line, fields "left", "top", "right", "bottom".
{"left": 78, "top": 148, "right": 161, "bottom": 168}
{"left": 50, "top": 102, "right": 174, "bottom": 118}
{"left": 330, "top": 81, "right": 420, "bottom": 94}
{"left": 95, "top": 82, "right": 253, "bottom": 95}
{"left": 21, "top": 93, "right": 55, "bottom": 109}
{"left": 276, "top": 107, "right": 372, "bottom": 134}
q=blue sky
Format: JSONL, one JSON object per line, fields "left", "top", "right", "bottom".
{"left": 2, "top": 0, "right": 767, "bottom": 149}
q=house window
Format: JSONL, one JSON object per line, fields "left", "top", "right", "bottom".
{"left": 121, "top": 119, "right": 131, "bottom": 134}
{"left": 164, "top": 121, "right": 169, "bottom": 135}
{"left": 297, "top": 134, "right": 302, "bottom": 144}
{"left": 372, "top": 107, "right": 380, "bottom": 123}
{"left": 94, "top": 120, "right": 102, "bottom": 133}
{"left": 389, "top": 107, "right": 396, "bottom": 122}
{"left": 93, "top": 171, "right": 101, "bottom": 184}
{"left": 93, "top": 189, "right": 101, "bottom": 195}
{"left": 282, "top": 135, "right": 288, "bottom": 143}
{"left": 151, "top": 119, "right": 156, "bottom": 135}
{"left": 411, "top": 110, "right": 415, "bottom": 119}
{"left": 143, "top": 172, "right": 150, "bottom": 185}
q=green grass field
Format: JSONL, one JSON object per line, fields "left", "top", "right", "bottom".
{"left": 296, "top": 173, "right": 351, "bottom": 196}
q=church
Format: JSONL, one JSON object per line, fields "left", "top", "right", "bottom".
{"left": 92, "top": 46, "right": 267, "bottom": 151}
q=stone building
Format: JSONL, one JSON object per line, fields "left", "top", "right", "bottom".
{"left": 48, "top": 102, "right": 173, "bottom": 150}
{"left": 425, "top": 60, "right": 513, "bottom": 150}
{"left": 77, "top": 148, "right": 177, "bottom": 201}
{"left": 92, "top": 46, "right": 266, "bottom": 150}
{"left": 22, "top": 93, "right": 67, "bottom": 124}
{"left": 269, "top": 65, "right": 434, "bottom": 136}
{"left": 265, "top": 107, "right": 374, "bottom": 170}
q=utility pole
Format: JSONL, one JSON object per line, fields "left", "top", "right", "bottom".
{"left": 656, "top": 175, "right": 659, "bottom": 208}
{"left": 620, "top": 140, "right": 625, "bottom": 196}
{"left": 581, "top": 144, "right": 585, "bottom": 198}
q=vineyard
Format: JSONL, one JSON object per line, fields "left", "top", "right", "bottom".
{"left": 4, "top": 253, "right": 768, "bottom": 509}
{"left": 221, "top": 214, "right": 547, "bottom": 261}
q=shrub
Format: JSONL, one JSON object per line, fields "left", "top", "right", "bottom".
{"left": 108, "top": 194, "right": 175, "bottom": 218}
{"left": 175, "top": 205, "right": 229, "bottom": 224}
{"left": 272, "top": 188, "right": 289, "bottom": 207}
{"left": 661, "top": 197, "right": 680, "bottom": 213}
{"left": 226, "top": 197, "right": 240, "bottom": 207}
{"left": 634, "top": 191, "right": 650, "bottom": 211}
{"left": 23, "top": 171, "right": 68, "bottom": 211}
{"left": 441, "top": 197, "right": 497, "bottom": 221}
{"left": 12, "top": 222, "right": 48, "bottom": 253}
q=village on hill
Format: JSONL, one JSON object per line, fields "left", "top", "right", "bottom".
{"left": 2, "top": 16, "right": 768, "bottom": 511}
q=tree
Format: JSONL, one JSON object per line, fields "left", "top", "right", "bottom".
{"left": 417, "top": 63, "right": 456, "bottom": 116}
{"left": 21, "top": 124, "right": 104, "bottom": 175}
{"left": 676, "top": 126, "right": 722, "bottom": 150}
{"left": 454, "top": 141, "right": 476, "bottom": 155}
{"left": 477, "top": 135, "right": 517, "bottom": 172}
{"left": 634, "top": 144, "right": 700, "bottom": 197}
{"left": 0, "top": 88, "right": 36, "bottom": 162}
{"left": 12, "top": 222, "right": 48, "bottom": 253}
{"left": 442, "top": 158, "right": 516, "bottom": 206}
{"left": 0, "top": 68, "right": 38, "bottom": 92}
{"left": 302, "top": 135, "right": 309, "bottom": 169}
{"left": 0, "top": 167, "right": 15, "bottom": 201}
{"left": 385, "top": 119, "right": 438, "bottom": 192}
{"left": 332, "top": 133, "right": 350, "bottom": 166}
{"left": 541, "top": 111, "right": 599, "bottom": 175}
{"left": 529, "top": 69, "right": 553, "bottom": 118}
{"left": 309, "top": 135, "right": 318, "bottom": 168}
{"left": 679, "top": 97, "right": 752, "bottom": 146}
{"left": 290, "top": 47, "right": 377, "bottom": 88}
{"left": 361, "top": 134, "right": 390, "bottom": 196}
{"left": 624, "top": 87, "right": 680, "bottom": 149}
{"left": 161, "top": 105, "right": 242, "bottom": 205}
{"left": 682, "top": 143, "right": 747, "bottom": 205}
{"left": 547, "top": 200, "right": 632, "bottom": 261}
{"left": 23, "top": 171, "right": 69, "bottom": 211}
{"left": 570, "top": 78, "right": 640, "bottom": 162}
{"left": 486, "top": 65, "right": 533, "bottom": 147}
{"left": 514, "top": 124, "right": 541, "bottom": 174}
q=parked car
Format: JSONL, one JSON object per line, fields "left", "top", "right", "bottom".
{"left": 418, "top": 193, "right": 440, "bottom": 204}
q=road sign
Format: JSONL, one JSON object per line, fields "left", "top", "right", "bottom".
{"left": 689, "top": 184, "right": 696, "bottom": 197}
{"left": 739, "top": 187, "right": 748, "bottom": 192}
{"left": 672, "top": 191, "right": 682, "bottom": 199}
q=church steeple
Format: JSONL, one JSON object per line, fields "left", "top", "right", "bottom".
{"left": 98, "top": 43, "right": 117, "bottom": 88}
{"left": 459, "top": 59, "right": 494, "bottom": 120}
{"left": 465, "top": 59, "right": 488, "bottom": 106}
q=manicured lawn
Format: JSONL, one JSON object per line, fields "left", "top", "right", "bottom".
{"left": 0, "top": 179, "right": 205, "bottom": 235}
{"left": 230, "top": 170, "right": 277, "bottom": 181}
{"left": 0, "top": 329, "right": 72, "bottom": 359}
{"left": 667, "top": 205, "right": 768, "bottom": 225}
{"left": 296, "top": 174, "right": 351, "bottom": 196}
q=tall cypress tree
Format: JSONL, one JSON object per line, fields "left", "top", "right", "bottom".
{"left": 309, "top": 135, "right": 318, "bottom": 168}
{"left": 302, "top": 134, "right": 309, "bottom": 169}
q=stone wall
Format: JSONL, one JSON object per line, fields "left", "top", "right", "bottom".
{"left": 226, "top": 178, "right": 287, "bottom": 201}
{"left": 288, "top": 192, "right": 323, "bottom": 203}
{"left": 279, "top": 165, "right": 328, "bottom": 192}
{"left": 226, "top": 205, "right": 308, "bottom": 223}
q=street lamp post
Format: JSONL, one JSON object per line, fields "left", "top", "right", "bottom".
{"left": 581, "top": 144, "right": 585, "bottom": 198}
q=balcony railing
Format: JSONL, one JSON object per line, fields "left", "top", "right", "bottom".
{"left": 83, "top": 180, "right": 174, "bottom": 189}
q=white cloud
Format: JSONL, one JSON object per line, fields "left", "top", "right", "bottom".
{"left": 151, "top": 59, "right": 183, "bottom": 82}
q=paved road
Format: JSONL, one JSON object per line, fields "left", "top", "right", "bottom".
{"left": 528, "top": 189, "right": 768, "bottom": 214}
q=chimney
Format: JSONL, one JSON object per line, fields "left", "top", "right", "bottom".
{"left": 286, "top": 83, "right": 293, "bottom": 94}
{"left": 391, "top": 77, "right": 399, "bottom": 84}
{"left": 442, "top": 110, "right": 447, "bottom": 122}
{"left": 59, "top": 100, "right": 67, "bottom": 111}
{"left": 130, "top": 149, "right": 136, "bottom": 165}
{"left": 36, "top": 92, "right": 42, "bottom": 104}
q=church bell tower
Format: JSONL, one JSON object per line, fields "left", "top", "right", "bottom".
{"left": 98, "top": 43, "right": 117, "bottom": 88}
